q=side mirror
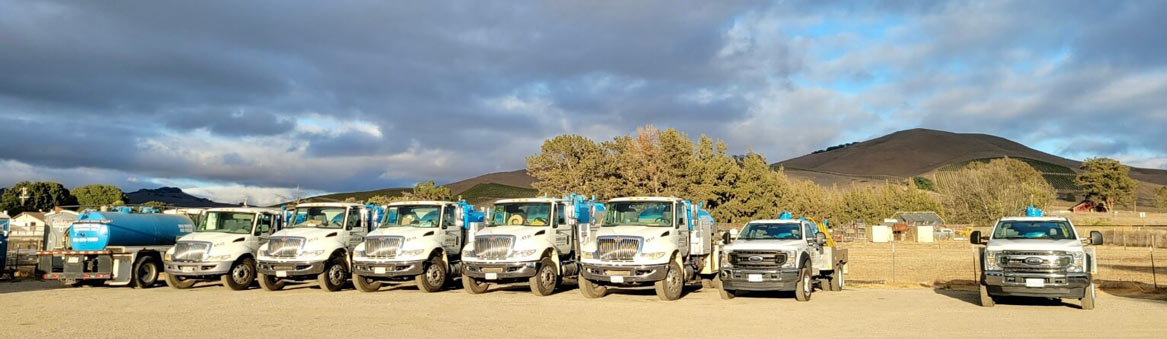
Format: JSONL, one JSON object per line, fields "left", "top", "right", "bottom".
{"left": 970, "top": 231, "right": 983, "bottom": 245}
{"left": 815, "top": 232, "right": 827, "bottom": 245}
{"left": 1090, "top": 231, "right": 1103, "bottom": 246}
{"left": 721, "top": 232, "right": 732, "bottom": 244}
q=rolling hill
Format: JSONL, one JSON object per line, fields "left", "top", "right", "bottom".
{"left": 289, "top": 170, "right": 539, "bottom": 206}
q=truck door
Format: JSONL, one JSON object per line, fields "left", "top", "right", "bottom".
{"left": 553, "top": 203, "right": 572, "bottom": 255}
{"left": 254, "top": 213, "right": 275, "bottom": 248}
{"left": 675, "top": 202, "right": 690, "bottom": 256}
{"left": 805, "top": 221, "right": 824, "bottom": 264}
{"left": 344, "top": 207, "right": 366, "bottom": 250}
{"left": 440, "top": 204, "right": 461, "bottom": 255}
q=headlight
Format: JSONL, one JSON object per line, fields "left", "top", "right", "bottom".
{"left": 781, "top": 251, "right": 797, "bottom": 268}
{"left": 510, "top": 249, "right": 537, "bottom": 258}
{"left": 163, "top": 252, "right": 172, "bottom": 261}
{"left": 206, "top": 254, "right": 232, "bottom": 261}
{"left": 301, "top": 250, "right": 326, "bottom": 257}
{"left": 400, "top": 249, "right": 426, "bottom": 257}
{"left": 640, "top": 251, "right": 668, "bottom": 260}
{"left": 1068, "top": 252, "right": 1085, "bottom": 272}
{"left": 985, "top": 250, "right": 1002, "bottom": 270}
{"left": 720, "top": 253, "right": 731, "bottom": 267}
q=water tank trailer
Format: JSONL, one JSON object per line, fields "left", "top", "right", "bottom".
{"left": 38, "top": 207, "right": 194, "bottom": 287}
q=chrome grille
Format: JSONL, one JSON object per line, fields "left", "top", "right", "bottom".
{"left": 475, "top": 235, "right": 514, "bottom": 260}
{"left": 729, "top": 250, "right": 787, "bottom": 268}
{"left": 173, "top": 242, "right": 210, "bottom": 262}
{"left": 268, "top": 237, "right": 305, "bottom": 258}
{"left": 1000, "top": 250, "right": 1071, "bottom": 271}
{"left": 597, "top": 237, "right": 640, "bottom": 261}
{"left": 365, "top": 236, "right": 403, "bottom": 258}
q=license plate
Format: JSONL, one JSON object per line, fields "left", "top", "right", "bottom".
{"left": 1025, "top": 278, "right": 1045, "bottom": 287}
{"left": 374, "top": 267, "right": 387, "bottom": 274}
{"left": 748, "top": 274, "right": 763, "bottom": 282}
{"left": 181, "top": 266, "right": 194, "bottom": 273}
{"left": 610, "top": 276, "right": 625, "bottom": 283}
{"left": 67, "top": 257, "right": 80, "bottom": 264}
{"left": 485, "top": 272, "right": 498, "bottom": 280}
{"left": 276, "top": 271, "right": 288, "bottom": 278}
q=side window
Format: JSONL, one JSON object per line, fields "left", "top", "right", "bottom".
{"left": 254, "top": 214, "right": 273, "bottom": 236}
{"left": 556, "top": 204, "right": 567, "bottom": 226}
{"left": 803, "top": 222, "right": 814, "bottom": 239}
{"left": 442, "top": 206, "right": 456, "bottom": 229}
{"left": 345, "top": 208, "right": 361, "bottom": 230}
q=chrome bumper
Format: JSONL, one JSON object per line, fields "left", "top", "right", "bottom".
{"left": 257, "top": 260, "right": 326, "bottom": 278}
{"left": 353, "top": 259, "right": 425, "bottom": 278}
{"left": 164, "top": 260, "right": 234, "bottom": 276}
{"left": 982, "top": 270, "right": 1091, "bottom": 298}
{"left": 580, "top": 263, "right": 669, "bottom": 284}
{"left": 463, "top": 260, "right": 539, "bottom": 280}
{"left": 720, "top": 267, "right": 801, "bottom": 291}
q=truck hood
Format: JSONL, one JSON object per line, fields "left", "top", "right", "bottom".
{"left": 178, "top": 232, "right": 249, "bottom": 245}
{"left": 368, "top": 227, "right": 439, "bottom": 239}
{"left": 271, "top": 227, "right": 342, "bottom": 240}
{"left": 475, "top": 226, "right": 549, "bottom": 239}
{"left": 725, "top": 239, "right": 806, "bottom": 251}
{"left": 592, "top": 226, "right": 675, "bottom": 240}
{"left": 987, "top": 238, "right": 1083, "bottom": 252}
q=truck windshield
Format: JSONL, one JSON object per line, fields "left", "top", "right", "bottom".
{"left": 487, "top": 203, "right": 552, "bottom": 227}
{"left": 383, "top": 205, "right": 442, "bottom": 228}
{"left": 290, "top": 207, "right": 347, "bottom": 229}
{"left": 992, "top": 220, "right": 1076, "bottom": 240}
{"left": 739, "top": 223, "right": 802, "bottom": 240}
{"left": 195, "top": 212, "right": 255, "bottom": 234}
{"left": 602, "top": 201, "right": 673, "bottom": 227}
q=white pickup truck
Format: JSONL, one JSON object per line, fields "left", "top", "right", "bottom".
{"left": 256, "top": 202, "right": 376, "bottom": 292}
{"left": 717, "top": 213, "right": 847, "bottom": 301}
{"left": 164, "top": 207, "right": 283, "bottom": 290}
{"left": 351, "top": 200, "right": 483, "bottom": 292}
{"left": 971, "top": 207, "right": 1103, "bottom": 309}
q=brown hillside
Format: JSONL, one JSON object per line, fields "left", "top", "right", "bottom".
{"left": 444, "top": 169, "right": 536, "bottom": 194}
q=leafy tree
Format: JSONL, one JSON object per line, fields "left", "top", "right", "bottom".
{"left": 0, "top": 181, "right": 78, "bottom": 214}
{"left": 1075, "top": 157, "right": 1138, "bottom": 209}
{"left": 936, "top": 158, "right": 1055, "bottom": 226}
{"left": 366, "top": 195, "right": 394, "bottom": 206}
{"left": 1154, "top": 186, "right": 1167, "bottom": 210}
{"left": 72, "top": 184, "right": 128, "bottom": 208}
{"left": 527, "top": 134, "right": 615, "bottom": 198}
{"left": 407, "top": 180, "right": 452, "bottom": 201}
{"left": 690, "top": 135, "right": 740, "bottom": 221}
{"left": 140, "top": 201, "right": 171, "bottom": 209}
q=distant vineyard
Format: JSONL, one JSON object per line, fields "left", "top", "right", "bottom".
{"left": 939, "top": 157, "right": 1075, "bottom": 174}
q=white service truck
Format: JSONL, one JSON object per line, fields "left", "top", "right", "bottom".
{"left": 351, "top": 200, "right": 483, "bottom": 292}
{"left": 971, "top": 207, "right": 1103, "bottom": 309}
{"left": 460, "top": 195, "right": 603, "bottom": 296}
{"left": 578, "top": 196, "right": 717, "bottom": 301}
{"left": 717, "top": 213, "right": 848, "bottom": 301}
{"left": 163, "top": 207, "right": 283, "bottom": 290}
{"left": 256, "top": 202, "right": 377, "bottom": 292}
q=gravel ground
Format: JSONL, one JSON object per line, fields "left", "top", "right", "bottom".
{"left": 2, "top": 278, "right": 1165, "bottom": 338}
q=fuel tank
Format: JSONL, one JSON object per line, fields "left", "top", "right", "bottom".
{"left": 68, "top": 211, "right": 194, "bottom": 251}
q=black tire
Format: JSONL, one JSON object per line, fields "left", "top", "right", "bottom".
{"left": 131, "top": 255, "right": 160, "bottom": 288}
{"left": 829, "top": 263, "right": 844, "bottom": 292}
{"left": 529, "top": 257, "right": 558, "bottom": 296}
{"left": 416, "top": 255, "right": 448, "bottom": 293}
{"left": 221, "top": 257, "right": 256, "bottom": 291}
{"left": 1080, "top": 283, "right": 1096, "bottom": 310}
{"left": 719, "top": 277, "right": 736, "bottom": 300}
{"left": 353, "top": 273, "right": 382, "bottom": 292}
{"left": 165, "top": 273, "right": 197, "bottom": 289}
{"left": 979, "top": 284, "right": 996, "bottom": 307}
{"left": 654, "top": 261, "right": 684, "bottom": 301}
{"left": 794, "top": 261, "right": 812, "bottom": 302}
{"left": 579, "top": 277, "right": 607, "bottom": 299}
{"left": 259, "top": 273, "right": 285, "bottom": 291}
{"left": 318, "top": 256, "right": 348, "bottom": 292}
{"left": 461, "top": 273, "right": 489, "bottom": 294}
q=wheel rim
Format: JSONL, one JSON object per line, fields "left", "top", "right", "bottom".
{"left": 539, "top": 266, "right": 555, "bottom": 291}
{"left": 233, "top": 263, "right": 252, "bottom": 285}
{"left": 328, "top": 265, "right": 345, "bottom": 286}
{"left": 667, "top": 267, "right": 681, "bottom": 295}
{"left": 802, "top": 269, "right": 811, "bottom": 294}
{"left": 426, "top": 264, "right": 443, "bottom": 287}
{"left": 138, "top": 262, "right": 155, "bottom": 283}
{"left": 838, "top": 267, "right": 844, "bottom": 288}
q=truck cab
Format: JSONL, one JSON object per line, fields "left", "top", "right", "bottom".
{"left": 351, "top": 200, "right": 483, "bottom": 292}
{"left": 718, "top": 213, "right": 847, "bottom": 301}
{"left": 971, "top": 206, "right": 1103, "bottom": 309}
{"left": 460, "top": 195, "right": 602, "bottom": 296}
{"left": 163, "top": 207, "right": 283, "bottom": 290}
{"left": 256, "top": 202, "right": 375, "bottom": 292}
{"left": 578, "top": 196, "right": 717, "bottom": 301}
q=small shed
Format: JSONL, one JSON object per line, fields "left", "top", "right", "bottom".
{"left": 44, "top": 208, "right": 79, "bottom": 250}
{"left": 9, "top": 212, "right": 46, "bottom": 236}
{"left": 1071, "top": 200, "right": 1107, "bottom": 213}
{"left": 892, "top": 211, "right": 945, "bottom": 243}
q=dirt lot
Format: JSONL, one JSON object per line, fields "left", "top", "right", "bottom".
{"left": 2, "top": 278, "right": 1166, "bottom": 339}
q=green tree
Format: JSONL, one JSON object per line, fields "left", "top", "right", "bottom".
{"left": 1075, "top": 157, "right": 1139, "bottom": 209}
{"left": 72, "top": 184, "right": 128, "bottom": 208}
{"left": 936, "top": 158, "right": 1056, "bottom": 226}
{"left": 0, "top": 181, "right": 78, "bottom": 214}
{"left": 527, "top": 134, "right": 615, "bottom": 197}
{"left": 408, "top": 180, "right": 452, "bottom": 201}
{"left": 1153, "top": 186, "right": 1167, "bottom": 210}
{"left": 366, "top": 195, "right": 394, "bottom": 206}
{"left": 140, "top": 201, "right": 171, "bottom": 209}
{"left": 690, "top": 135, "right": 740, "bottom": 221}
{"left": 719, "top": 152, "right": 786, "bottom": 223}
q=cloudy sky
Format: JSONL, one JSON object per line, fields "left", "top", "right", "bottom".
{"left": 1, "top": 1, "right": 1164, "bottom": 205}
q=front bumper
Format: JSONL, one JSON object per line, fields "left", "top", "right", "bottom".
{"left": 353, "top": 259, "right": 425, "bottom": 278}
{"left": 580, "top": 263, "right": 669, "bottom": 284}
{"left": 719, "top": 267, "right": 801, "bottom": 291}
{"left": 982, "top": 270, "right": 1091, "bottom": 298}
{"left": 257, "top": 260, "right": 326, "bottom": 278}
{"left": 164, "top": 260, "right": 234, "bottom": 277}
{"left": 463, "top": 260, "right": 539, "bottom": 280}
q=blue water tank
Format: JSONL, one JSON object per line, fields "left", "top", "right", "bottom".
{"left": 68, "top": 211, "right": 194, "bottom": 251}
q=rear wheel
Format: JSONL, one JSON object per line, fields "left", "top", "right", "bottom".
{"left": 829, "top": 263, "right": 845, "bottom": 291}
{"left": 222, "top": 257, "right": 256, "bottom": 291}
{"left": 353, "top": 273, "right": 382, "bottom": 292}
{"left": 579, "top": 278, "right": 607, "bottom": 299}
{"left": 259, "top": 273, "right": 285, "bottom": 291}
{"left": 1080, "top": 283, "right": 1096, "bottom": 310}
{"left": 318, "top": 256, "right": 348, "bottom": 292}
{"left": 461, "top": 273, "right": 489, "bottom": 294}
{"left": 979, "top": 284, "right": 996, "bottom": 307}
{"left": 654, "top": 261, "right": 684, "bottom": 301}
{"left": 416, "top": 256, "right": 448, "bottom": 293}
{"left": 131, "top": 255, "right": 160, "bottom": 288}
{"left": 529, "top": 257, "right": 558, "bottom": 296}
{"left": 794, "top": 262, "right": 812, "bottom": 302}
{"left": 165, "top": 273, "right": 196, "bottom": 289}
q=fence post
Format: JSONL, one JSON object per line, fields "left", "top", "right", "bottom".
{"left": 891, "top": 240, "right": 896, "bottom": 283}
{"left": 1152, "top": 237, "right": 1159, "bottom": 290}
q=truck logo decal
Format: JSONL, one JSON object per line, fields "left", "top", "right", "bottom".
{"left": 1023, "top": 257, "right": 1044, "bottom": 265}
{"left": 748, "top": 256, "right": 763, "bottom": 262}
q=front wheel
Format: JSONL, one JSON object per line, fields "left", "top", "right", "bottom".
{"left": 719, "top": 277, "right": 736, "bottom": 300}
{"left": 354, "top": 273, "right": 382, "bottom": 292}
{"left": 165, "top": 273, "right": 197, "bottom": 289}
{"left": 416, "top": 256, "right": 448, "bottom": 293}
{"left": 654, "top": 261, "right": 684, "bottom": 301}
{"left": 529, "top": 257, "right": 558, "bottom": 296}
{"left": 579, "top": 278, "right": 607, "bottom": 299}
{"left": 829, "top": 263, "right": 845, "bottom": 292}
{"left": 1080, "top": 283, "right": 1096, "bottom": 310}
{"left": 131, "top": 255, "right": 160, "bottom": 288}
{"left": 794, "top": 263, "right": 812, "bottom": 302}
{"left": 258, "top": 273, "right": 285, "bottom": 291}
{"left": 461, "top": 273, "right": 489, "bottom": 294}
{"left": 318, "top": 256, "right": 348, "bottom": 292}
{"left": 979, "top": 284, "right": 995, "bottom": 307}
{"left": 222, "top": 258, "right": 256, "bottom": 291}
